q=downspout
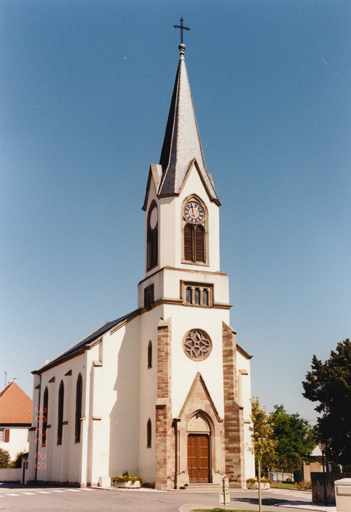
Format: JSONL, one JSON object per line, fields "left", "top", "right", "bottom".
{"left": 34, "top": 373, "right": 42, "bottom": 482}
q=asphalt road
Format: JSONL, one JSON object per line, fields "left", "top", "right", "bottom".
{"left": 0, "top": 483, "right": 335, "bottom": 512}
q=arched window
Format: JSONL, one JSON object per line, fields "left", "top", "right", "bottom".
{"left": 183, "top": 200, "right": 206, "bottom": 264}
{"left": 147, "top": 341, "right": 152, "bottom": 369}
{"left": 147, "top": 418, "right": 152, "bottom": 448}
{"left": 75, "top": 374, "right": 83, "bottom": 443}
{"left": 57, "top": 381, "right": 64, "bottom": 445}
{"left": 42, "top": 387, "right": 48, "bottom": 447}
{"left": 147, "top": 202, "right": 158, "bottom": 270}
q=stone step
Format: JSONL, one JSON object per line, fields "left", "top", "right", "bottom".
{"left": 180, "top": 483, "right": 220, "bottom": 492}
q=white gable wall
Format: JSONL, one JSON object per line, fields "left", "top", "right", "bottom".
{"left": 0, "top": 427, "right": 29, "bottom": 461}
{"left": 164, "top": 303, "right": 229, "bottom": 419}
{"left": 154, "top": 165, "right": 220, "bottom": 273}
{"left": 28, "top": 314, "right": 141, "bottom": 486}
{"left": 28, "top": 352, "right": 87, "bottom": 485}
{"left": 179, "top": 165, "right": 220, "bottom": 272}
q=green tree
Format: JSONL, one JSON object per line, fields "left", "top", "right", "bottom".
{"left": 0, "top": 448, "right": 11, "bottom": 468}
{"left": 10, "top": 451, "right": 26, "bottom": 468}
{"left": 269, "top": 404, "right": 316, "bottom": 472}
{"left": 302, "top": 339, "right": 351, "bottom": 467}
{"left": 250, "top": 398, "right": 278, "bottom": 475}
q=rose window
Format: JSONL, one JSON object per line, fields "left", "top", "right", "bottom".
{"left": 183, "top": 329, "right": 212, "bottom": 361}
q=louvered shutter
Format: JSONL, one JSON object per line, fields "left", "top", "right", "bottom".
{"left": 195, "top": 225, "right": 205, "bottom": 262}
{"left": 151, "top": 228, "right": 158, "bottom": 268}
{"left": 184, "top": 224, "right": 194, "bottom": 261}
{"left": 4, "top": 429, "right": 10, "bottom": 443}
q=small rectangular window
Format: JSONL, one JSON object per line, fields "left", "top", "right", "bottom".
{"left": 0, "top": 429, "right": 4, "bottom": 442}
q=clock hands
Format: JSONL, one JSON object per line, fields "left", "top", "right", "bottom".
{"left": 184, "top": 201, "right": 205, "bottom": 224}
{"left": 189, "top": 203, "right": 199, "bottom": 219}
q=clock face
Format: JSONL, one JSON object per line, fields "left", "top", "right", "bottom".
{"left": 184, "top": 201, "right": 205, "bottom": 224}
{"left": 149, "top": 206, "right": 158, "bottom": 229}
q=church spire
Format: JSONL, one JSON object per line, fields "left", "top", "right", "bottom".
{"left": 158, "top": 37, "right": 220, "bottom": 204}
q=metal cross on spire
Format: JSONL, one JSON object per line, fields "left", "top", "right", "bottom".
{"left": 174, "top": 16, "right": 190, "bottom": 45}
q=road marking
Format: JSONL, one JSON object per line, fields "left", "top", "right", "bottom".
{"left": 0, "top": 487, "right": 97, "bottom": 499}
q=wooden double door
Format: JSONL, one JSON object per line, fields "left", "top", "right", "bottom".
{"left": 188, "top": 434, "right": 210, "bottom": 483}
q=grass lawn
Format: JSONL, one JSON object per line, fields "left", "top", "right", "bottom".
{"left": 270, "top": 482, "right": 297, "bottom": 489}
{"left": 270, "top": 482, "right": 311, "bottom": 490}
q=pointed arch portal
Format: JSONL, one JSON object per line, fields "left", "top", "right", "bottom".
{"left": 173, "top": 373, "right": 225, "bottom": 488}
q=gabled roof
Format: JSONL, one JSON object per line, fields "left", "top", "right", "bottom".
{"left": 157, "top": 44, "right": 220, "bottom": 204}
{"left": 34, "top": 309, "right": 140, "bottom": 374}
{"left": 0, "top": 381, "right": 32, "bottom": 425}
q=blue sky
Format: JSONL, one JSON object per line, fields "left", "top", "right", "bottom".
{"left": 1, "top": 0, "right": 350, "bottom": 424}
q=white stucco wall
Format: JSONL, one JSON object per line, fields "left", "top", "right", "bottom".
{"left": 106, "top": 317, "right": 141, "bottom": 482}
{"left": 29, "top": 314, "right": 142, "bottom": 486}
{"left": 236, "top": 350, "right": 255, "bottom": 480}
{"left": 138, "top": 306, "right": 161, "bottom": 483}
{"left": 165, "top": 303, "right": 230, "bottom": 419}
{"left": 28, "top": 353, "right": 87, "bottom": 484}
{"left": 0, "top": 428, "right": 29, "bottom": 462}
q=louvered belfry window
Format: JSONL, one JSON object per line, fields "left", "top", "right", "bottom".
{"left": 184, "top": 224, "right": 193, "bottom": 261}
{"left": 184, "top": 224, "right": 205, "bottom": 263}
{"left": 195, "top": 225, "right": 205, "bottom": 262}
{"left": 147, "top": 203, "right": 158, "bottom": 271}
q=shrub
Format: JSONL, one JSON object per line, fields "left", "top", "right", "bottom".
{"left": 10, "top": 451, "right": 26, "bottom": 468}
{"left": 294, "top": 468, "right": 303, "bottom": 483}
{"left": 0, "top": 449, "right": 10, "bottom": 468}
{"left": 297, "top": 481, "right": 312, "bottom": 490}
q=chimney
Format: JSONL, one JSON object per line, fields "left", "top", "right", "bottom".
{"left": 13, "top": 378, "right": 17, "bottom": 384}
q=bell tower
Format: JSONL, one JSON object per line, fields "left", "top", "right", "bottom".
{"left": 137, "top": 26, "right": 254, "bottom": 490}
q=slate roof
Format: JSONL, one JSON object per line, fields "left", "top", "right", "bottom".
{"left": 0, "top": 381, "right": 32, "bottom": 425}
{"left": 34, "top": 309, "right": 140, "bottom": 374}
{"left": 158, "top": 44, "right": 220, "bottom": 204}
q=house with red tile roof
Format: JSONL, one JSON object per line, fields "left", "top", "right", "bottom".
{"left": 0, "top": 379, "right": 32, "bottom": 461}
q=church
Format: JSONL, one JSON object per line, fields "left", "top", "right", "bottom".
{"left": 28, "top": 36, "right": 255, "bottom": 490}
